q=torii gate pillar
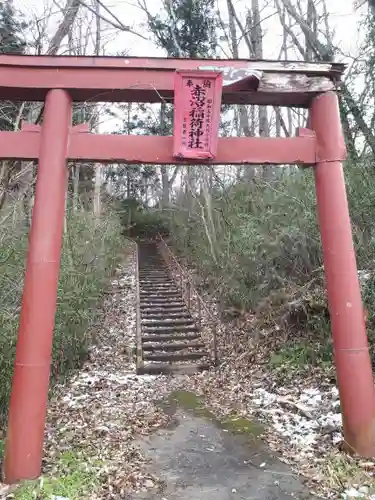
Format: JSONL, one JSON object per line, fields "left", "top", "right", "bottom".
{"left": 311, "top": 91, "right": 375, "bottom": 456}
{"left": 3, "top": 89, "right": 72, "bottom": 483}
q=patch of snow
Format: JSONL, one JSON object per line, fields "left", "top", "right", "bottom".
{"left": 250, "top": 386, "right": 343, "bottom": 456}
{"left": 342, "top": 486, "right": 374, "bottom": 499}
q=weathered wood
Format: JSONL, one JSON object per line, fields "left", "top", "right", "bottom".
{"left": 0, "top": 54, "right": 345, "bottom": 76}
{"left": 142, "top": 319, "right": 195, "bottom": 327}
{"left": 0, "top": 54, "right": 345, "bottom": 107}
{"left": 143, "top": 352, "right": 208, "bottom": 362}
{"left": 142, "top": 342, "right": 205, "bottom": 351}
{"left": 137, "top": 363, "right": 210, "bottom": 375}
{"left": 142, "top": 333, "right": 200, "bottom": 342}
{"left": 142, "top": 325, "right": 200, "bottom": 334}
{"left": 259, "top": 73, "right": 337, "bottom": 93}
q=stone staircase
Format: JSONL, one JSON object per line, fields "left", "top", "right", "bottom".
{"left": 136, "top": 242, "right": 211, "bottom": 375}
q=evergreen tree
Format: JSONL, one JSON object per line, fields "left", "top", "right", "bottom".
{"left": 148, "top": 0, "right": 217, "bottom": 58}
{"left": 0, "top": 1, "right": 27, "bottom": 54}
{"left": 0, "top": 1, "right": 27, "bottom": 131}
{"left": 111, "top": 0, "right": 219, "bottom": 208}
{"left": 142, "top": 0, "right": 219, "bottom": 137}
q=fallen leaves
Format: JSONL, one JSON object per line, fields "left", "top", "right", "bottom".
{"left": 39, "top": 248, "right": 179, "bottom": 498}
{"left": 3, "top": 245, "right": 374, "bottom": 499}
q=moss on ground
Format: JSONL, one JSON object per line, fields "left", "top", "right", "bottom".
{"left": 165, "top": 390, "right": 264, "bottom": 438}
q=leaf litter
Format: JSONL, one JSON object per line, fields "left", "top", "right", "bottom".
{"left": 2, "top": 246, "right": 375, "bottom": 499}
{"left": 41, "top": 251, "right": 179, "bottom": 499}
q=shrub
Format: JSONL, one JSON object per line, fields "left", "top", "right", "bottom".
{"left": 165, "top": 162, "right": 375, "bottom": 313}
{"left": 0, "top": 205, "right": 124, "bottom": 424}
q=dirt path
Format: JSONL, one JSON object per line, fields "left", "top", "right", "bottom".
{"left": 130, "top": 399, "right": 316, "bottom": 500}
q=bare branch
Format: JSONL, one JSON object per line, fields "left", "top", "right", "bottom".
{"left": 76, "top": 0, "right": 148, "bottom": 40}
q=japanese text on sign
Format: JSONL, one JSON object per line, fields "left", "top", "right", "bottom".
{"left": 181, "top": 78, "right": 216, "bottom": 151}
{"left": 173, "top": 71, "right": 222, "bottom": 160}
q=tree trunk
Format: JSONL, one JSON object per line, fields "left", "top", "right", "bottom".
{"left": 72, "top": 164, "right": 80, "bottom": 211}
{"left": 226, "top": 0, "right": 251, "bottom": 138}
{"left": 47, "top": 0, "right": 81, "bottom": 55}
{"left": 160, "top": 102, "right": 170, "bottom": 207}
{"left": 161, "top": 165, "right": 170, "bottom": 207}
{"left": 249, "top": 2, "right": 271, "bottom": 178}
{"left": 93, "top": 0, "right": 102, "bottom": 217}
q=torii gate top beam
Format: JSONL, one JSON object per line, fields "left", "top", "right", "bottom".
{"left": 0, "top": 54, "right": 345, "bottom": 107}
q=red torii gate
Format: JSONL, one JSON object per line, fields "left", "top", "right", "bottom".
{"left": 1, "top": 55, "right": 374, "bottom": 483}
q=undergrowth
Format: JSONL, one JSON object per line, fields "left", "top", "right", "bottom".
{"left": 269, "top": 343, "right": 332, "bottom": 371}
{"left": 156, "top": 162, "right": 375, "bottom": 370}
{"left": 0, "top": 203, "right": 124, "bottom": 425}
{"left": 320, "top": 452, "right": 375, "bottom": 498}
{"left": 14, "top": 450, "right": 100, "bottom": 500}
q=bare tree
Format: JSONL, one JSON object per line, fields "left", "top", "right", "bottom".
{"left": 47, "top": 0, "right": 81, "bottom": 54}
{"left": 0, "top": 0, "right": 83, "bottom": 220}
{"left": 225, "top": 0, "right": 251, "bottom": 140}
{"left": 277, "top": 0, "right": 375, "bottom": 158}
{"left": 93, "top": 0, "right": 102, "bottom": 217}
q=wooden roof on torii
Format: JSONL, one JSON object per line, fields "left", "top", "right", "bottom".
{"left": 0, "top": 54, "right": 345, "bottom": 107}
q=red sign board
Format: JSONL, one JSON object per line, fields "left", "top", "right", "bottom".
{"left": 173, "top": 70, "right": 223, "bottom": 160}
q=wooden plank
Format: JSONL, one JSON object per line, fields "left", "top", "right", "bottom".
{"left": 135, "top": 245, "right": 144, "bottom": 372}
{"left": 0, "top": 54, "right": 345, "bottom": 76}
{"left": 0, "top": 66, "right": 339, "bottom": 106}
{"left": 259, "top": 74, "right": 338, "bottom": 93}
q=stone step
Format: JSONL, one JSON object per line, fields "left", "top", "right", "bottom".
{"left": 141, "top": 306, "right": 188, "bottom": 313}
{"left": 142, "top": 342, "right": 205, "bottom": 352}
{"left": 142, "top": 333, "right": 201, "bottom": 342}
{"left": 136, "top": 241, "right": 212, "bottom": 376}
{"left": 140, "top": 300, "right": 186, "bottom": 307}
{"left": 141, "top": 312, "right": 191, "bottom": 320}
{"left": 140, "top": 286, "right": 175, "bottom": 290}
{"left": 143, "top": 351, "right": 208, "bottom": 362}
{"left": 142, "top": 325, "right": 199, "bottom": 334}
{"left": 140, "top": 291, "right": 181, "bottom": 297}
{"left": 141, "top": 318, "right": 195, "bottom": 327}
{"left": 137, "top": 363, "right": 210, "bottom": 375}
{"left": 140, "top": 303, "right": 186, "bottom": 310}
{"left": 140, "top": 284, "right": 173, "bottom": 288}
